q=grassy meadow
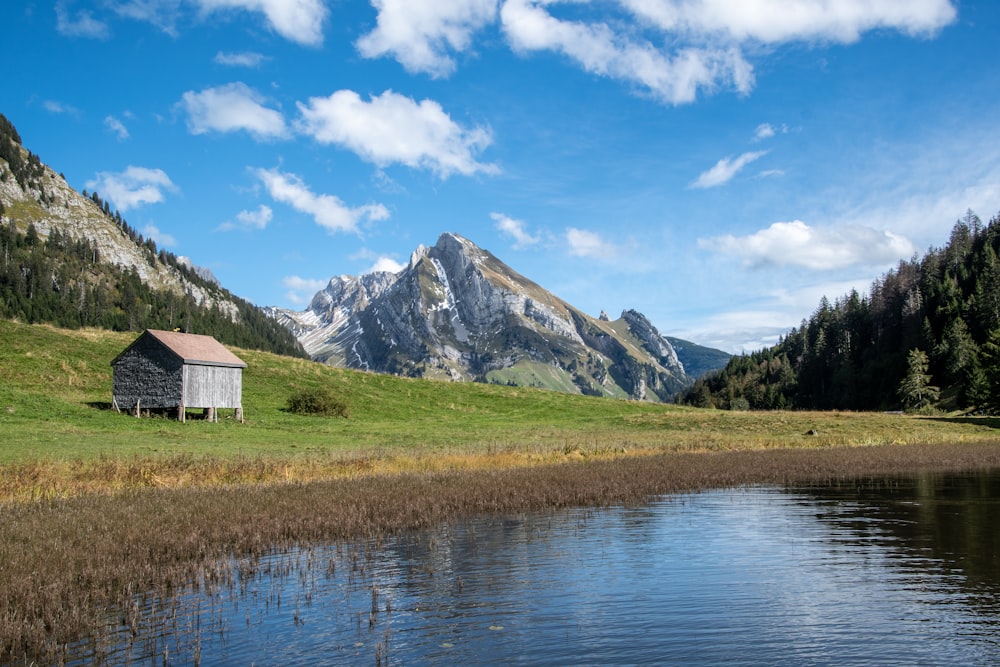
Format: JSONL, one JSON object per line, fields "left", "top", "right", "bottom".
{"left": 4, "top": 319, "right": 1000, "bottom": 662}
{"left": 2, "top": 318, "right": 1000, "bottom": 500}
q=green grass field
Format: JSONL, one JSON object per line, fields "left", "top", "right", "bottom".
{"left": 2, "top": 318, "right": 999, "bottom": 499}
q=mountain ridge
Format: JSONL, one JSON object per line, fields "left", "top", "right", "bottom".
{"left": 269, "top": 232, "right": 719, "bottom": 401}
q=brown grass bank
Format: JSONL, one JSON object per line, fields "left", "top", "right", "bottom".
{"left": 3, "top": 441, "right": 1000, "bottom": 664}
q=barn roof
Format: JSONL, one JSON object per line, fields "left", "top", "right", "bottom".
{"left": 113, "top": 330, "right": 247, "bottom": 368}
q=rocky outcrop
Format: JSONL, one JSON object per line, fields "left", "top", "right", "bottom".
{"left": 622, "top": 309, "right": 683, "bottom": 371}
{"left": 271, "top": 233, "right": 694, "bottom": 402}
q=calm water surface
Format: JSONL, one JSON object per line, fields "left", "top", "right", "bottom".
{"left": 80, "top": 470, "right": 1000, "bottom": 665}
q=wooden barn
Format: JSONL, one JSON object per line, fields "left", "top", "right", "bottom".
{"left": 111, "top": 329, "right": 247, "bottom": 422}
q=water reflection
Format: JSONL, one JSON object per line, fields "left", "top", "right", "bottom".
{"left": 74, "top": 470, "right": 1000, "bottom": 666}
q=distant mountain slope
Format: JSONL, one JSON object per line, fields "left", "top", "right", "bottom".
{"left": 0, "top": 113, "right": 305, "bottom": 357}
{"left": 665, "top": 336, "right": 731, "bottom": 379}
{"left": 269, "top": 233, "right": 695, "bottom": 402}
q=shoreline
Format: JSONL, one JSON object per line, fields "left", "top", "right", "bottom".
{"left": 3, "top": 440, "right": 1000, "bottom": 663}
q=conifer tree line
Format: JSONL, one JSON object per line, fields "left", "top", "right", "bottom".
{"left": 681, "top": 211, "right": 1000, "bottom": 413}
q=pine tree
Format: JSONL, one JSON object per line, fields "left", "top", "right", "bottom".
{"left": 898, "top": 348, "right": 940, "bottom": 412}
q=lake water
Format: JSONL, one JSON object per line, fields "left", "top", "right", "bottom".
{"left": 79, "top": 470, "right": 1000, "bottom": 665}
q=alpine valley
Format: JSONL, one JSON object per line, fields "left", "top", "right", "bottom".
{"left": 267, "top": 233, "right": 720, "bottom": 401}
{"left": 1, "top": 112, "right": 727, "bottom": 400}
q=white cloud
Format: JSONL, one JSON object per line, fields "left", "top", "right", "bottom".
{"left": 492, "top": 212, "right": 539, "bottom": 248}
{"left": 366, "top": 256, "right": 406, "bottom": 274}
{"left": 255, "top": 168, "right": 390, "bottom": 234}
{"left": 180, "top": 82, "right": 288, "bottom": 140}
{"left": 676, "top": 310, "right": 794, "bottom": 354}
{"left": 357, "top": 0, "right": 498, "bottom": 77}
{"left": 698, "top": 220, "right": 916, "bottom": 270}
{"left": 214, "top": 51, "right": 268, "bottom": 67}
{"left": 195, "top": 0, "right": 328, "bottom": 46}
{"left": 142, "top": 224, "right": 177, "bottom": 247}
{"left": 493, "top": 1, "right": 954, "bottom": 106}
{"left": 219, "top": 204, "right": 273, "bottom": 231}
{"left": 566, "top": 227, "right": 617, "bottom": 258}
{"left": 620, "top": 0, "right": 957, "bottom": 44}
{"left": 348, "top": 247, "right": 405, "bottom": 274}
{"left": 43, "top": 100, "right": 81, "bottom": 116}
{"left": 86, "top": 166, "right": 177, "bottom": 211}
{"left": 56, "top": 2, "right": 111, "bottom": 39}
{"left": 690, "top": 150, "right": 767, "bottom": 188}
{"left": 296, "top": 89, "right": 498, "bottom": 178}
{"left": 674, "top": 278, "right": 874, "bottom": 353}
{"left": 104, "top": 116, "right": 130, "bottom": 140}
{"left": 500, "top": 0, "right": 753, "bottom": 105}
{"left": 754, "top": 123, "right": 776, "bottom": 141}
{"left": 237, "top": 205, "right": 272, "bottom": 229}
{"left": 108, "top": 0, "right": 183, "bottom": 35}
{"left": 282, "top": 275, "right": 327, "bottom": 305}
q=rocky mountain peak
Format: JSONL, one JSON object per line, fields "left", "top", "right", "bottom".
{"left": 621, "top": 309, "right": 684, "bottom": 373}
{"left": 270, "top": 234, "right": 695, "bottom": 401}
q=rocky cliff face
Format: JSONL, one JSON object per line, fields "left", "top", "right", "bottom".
{"left": 270, "top": 233, "right": 693, "bottom": 401}
{"left": 0, "top": 127, "right": 238, "bottom": 319}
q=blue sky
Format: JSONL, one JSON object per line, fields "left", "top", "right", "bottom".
{"left": 4, "top": 1, "right": 1000, "bottom": 353}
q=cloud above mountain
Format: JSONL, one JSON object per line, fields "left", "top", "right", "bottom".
{"left": 296, "top": 89, "right": 498, "bottom": 178}
{"left": 86, "top": 166, "right": 177, "bottom": 211}
{"left": 254, "top": 168, "right": 390, "bottom": 234}
{"left": 492, "top": 212, "right": 540, "bottom": 248}
{"left": 699, "top": 220, "right": 917, "bottom": 270}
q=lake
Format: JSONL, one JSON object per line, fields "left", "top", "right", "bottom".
{"left": 74, "top": 469, "right": 1000, "bottom": 665}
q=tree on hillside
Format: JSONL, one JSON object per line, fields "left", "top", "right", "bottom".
{"left": 898, "top": 348, "right": 939, "bottom": 413}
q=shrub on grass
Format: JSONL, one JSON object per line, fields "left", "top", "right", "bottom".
{"left": 287, "top": 387, "right": 350, "bottom": 418}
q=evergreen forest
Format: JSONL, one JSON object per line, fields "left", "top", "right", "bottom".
{"left": 681, "top": 212, "right": 1000, "bottom": 414}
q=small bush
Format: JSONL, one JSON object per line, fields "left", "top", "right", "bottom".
{"left": 729, "top": 397, "right": 750, "bottom": 412}
{"left": 287, "top": 387, "right": 350, "bottom": 418}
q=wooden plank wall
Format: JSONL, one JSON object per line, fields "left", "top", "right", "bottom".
{"left": 181, "top": 364, "right": 243, "bottom": 408}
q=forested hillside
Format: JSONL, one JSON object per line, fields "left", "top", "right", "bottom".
{"left": 0, "top": 113, "right": 305, "bottom": 357}
{"left": 0, "top": 218, "right": 304, "bottom": 356}
{"left": 682, "top": 212, "right": 1000, "bottom": 413}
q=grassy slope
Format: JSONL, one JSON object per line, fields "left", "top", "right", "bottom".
{"left": 1, "top": 319, "right": 999, "bottom": 484}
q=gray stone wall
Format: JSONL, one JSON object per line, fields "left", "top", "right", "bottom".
{"left": 112, "top": 335, "right": 183, "bottom": 409}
